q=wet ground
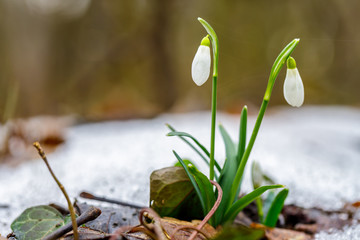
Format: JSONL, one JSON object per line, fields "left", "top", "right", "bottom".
{"left": 0, "top": 106, "right": 359, "bottom": 237}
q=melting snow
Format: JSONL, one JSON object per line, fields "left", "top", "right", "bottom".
{"left": 0, "top": 106, "right": 360, "bottom": 237}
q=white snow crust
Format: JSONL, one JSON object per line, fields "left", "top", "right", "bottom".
{"left": 1, "top": 106, "right": 359, "bottom": 237}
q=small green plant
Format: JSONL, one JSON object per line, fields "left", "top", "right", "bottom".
{"left": 251, "top": 161, "right": 289, "bottom": 227}
{"left": 167, "top": 17, "right": 304, "bottom": 227}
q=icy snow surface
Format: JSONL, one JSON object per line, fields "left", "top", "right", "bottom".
{"left": 1, "top": 106, "right": 360, "bottom": 237}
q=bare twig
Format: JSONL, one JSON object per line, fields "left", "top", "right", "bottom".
{"left": 80, "top": 191, "right": 143, "bottom": 209}
{"left": 0, "top": 204, "right": 9, "bottom": 209}
{"left": 43, "top": 206, "right": 101, "bottom": 240}
{"left": 33, "top": 142, "right": 79, "bottom": 240}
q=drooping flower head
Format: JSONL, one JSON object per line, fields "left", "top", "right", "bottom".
{"left": 191, "top": 36, "right": 211, "bottom": 86}
{"left": 283, "top": 57, "right": 304, "bottom": 107}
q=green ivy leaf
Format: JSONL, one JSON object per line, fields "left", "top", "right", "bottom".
{"left": 11, "top": 205, "right": 65, "bottom": 240}
{"left": 150, "top": 166, "right": 203, "bottom": 220}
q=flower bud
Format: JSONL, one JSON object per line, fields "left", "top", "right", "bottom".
{"left": 191, "top": 36, "right": 211, "bottom": 86}
{"left": 283, "top": 57, "right": 304, "bottom": 107}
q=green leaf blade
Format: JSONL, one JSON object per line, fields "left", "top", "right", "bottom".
{"left": 173, "top": 151, "right": 207, "bottom": 214}
{"left": 188, "top": 167, "right": 216, "bottom": 226}
{"left": 237, "top": 106, "right": 247, "bottom": 165}
{"left": 263, "top": 188, "right": 289, "bottom": 227}
{"left": 223, "top": 184, "right": 284, "bottom": 223}
{"left": 215, "top": 124, "right": 238, "bottom": 225}
{"left": 167, "top": 131, "right": 210, "bottom": 157}
{"left": 167, "top": 129, "right": 222, "bottom": 173}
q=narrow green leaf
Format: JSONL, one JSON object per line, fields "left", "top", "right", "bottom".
{"left": 223, "top": 184, "right": 284, "bottom": 223}
{"left": 188, "top": 167, "right": 216, "bottom": 226}
{"left": 215, "top": 124, "right": 238, "bottom": 225}
{"left": 168, "top": 131, "right": 210, "bottom": 157}
{"left": 219, "top": 124, "right": 236, "bottom": 161}
{"left": 166, "top": 126, "right": 222, "bottom": 173}
{"left": 173, "top": 151, "right": 206, "bottom": 214}
{"left": 262, "top": 190, "right": 276, "bottom": 221}
{"left": 264, "top": 39, "right": 300, "bottom": 100}
{"left": 255, "top": 197, "right": 264, "bottom": 222}
{"left": 229, "top": 100, "right": 269, "bottom": 211}
{"left": 263, "top": 188, "right": 289, "bottom": 227}
{"left": 174, "top": 159, "right": 198, "bottom": 169}
{"left": 237, "top": 106, "right": 247, "bottom": 165}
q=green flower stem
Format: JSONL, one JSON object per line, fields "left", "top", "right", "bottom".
{"left": 264, "top": 39, "right": 299, "bottom": 101}
{"left": 229, "top": 99, "right": 268, "bottom": 204}
{"left": 209, "top": 75, "right": 217, "bottom": 180}
{"left": 228, "top": 39, "right": 299, "bottom": 206}
{"left": 198, "top": 17, "right": 219, "bottom": 181}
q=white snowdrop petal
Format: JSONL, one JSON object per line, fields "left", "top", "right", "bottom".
{"left": 283, "top": 68, "right": 304, "bottom": 107}
{"left": 191, "top": 45, "right": 211, "bottom": 86}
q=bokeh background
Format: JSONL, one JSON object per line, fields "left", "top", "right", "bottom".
{"left": 0, "top": 0, "right": 359, "bottom": 121}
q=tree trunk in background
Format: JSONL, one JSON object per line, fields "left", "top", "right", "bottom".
{"left": 148, "top": 0, "right": 177, "bottom": 111}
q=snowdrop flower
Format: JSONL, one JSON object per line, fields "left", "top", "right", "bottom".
{"left": 191, "top": 36, "right": 211, "bottom": 86}
{"left": 283, "top": 57, "right": 304, "bottom": 107}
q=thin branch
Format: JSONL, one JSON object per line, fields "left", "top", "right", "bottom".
{"left": 80, "top": 191, "right": 143, "bottom": 209}
{"left": 33, "top": 142, "right": 79, "bottom": 240}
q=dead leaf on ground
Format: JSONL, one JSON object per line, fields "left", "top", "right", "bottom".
{"left": 282, "top": 204, "right": 353, "bottom": 234}
{"left": 160, "top": 217, "right": 217, "bottom": 239}
{"left": 61, "top": 227, "right": 111, "bottom": 240}
{"left": 251, "top": 223, "right": 312, "bottom": 240}
{"left": 0, "top": 116, "right": 75, "bottom": 165}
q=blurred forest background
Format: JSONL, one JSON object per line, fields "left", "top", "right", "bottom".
{"left": 0, "top": 0, "right": 359, "bottom": 121}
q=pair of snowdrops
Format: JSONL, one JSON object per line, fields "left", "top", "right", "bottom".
{"left": 191, "top": 36, "right": 304, "bottom": 107}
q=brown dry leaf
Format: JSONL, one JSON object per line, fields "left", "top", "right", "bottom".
{"left": 251, "top": 223, "right": 312, "bottom": 240}
{"left": 282, "top": 204, "right": 353, "bottom": 234}
{"left": 61, "top": 227, "right": 111, "bottom": 240}
{"left": 123, "top": 230, "right": 153, "bottom": 240}
{"left": 120, "top": 217, "right": 218, "bottom": 240}
{"left": 160, "top": 217, "right": 217, "bottom": 240}
{"left": 0, "top": 116, "right": 74, "bottom": 165}
{"left": 351, "top": 201, "right": 360, "bottom": 208}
